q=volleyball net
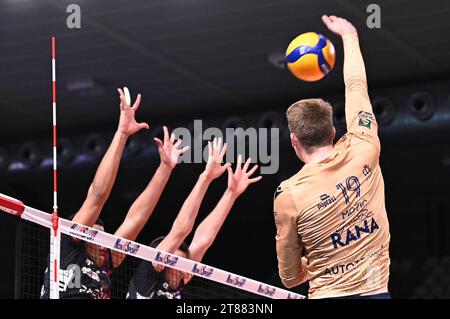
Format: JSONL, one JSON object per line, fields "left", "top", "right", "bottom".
{"left": 1, "top": 193, "right": 304, "bottom": 299}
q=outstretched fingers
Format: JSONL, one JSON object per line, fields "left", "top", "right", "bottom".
{"left": 219, "top": 142, "right": 227, "bottom": 160}
{"left": 174, "top": 138, "right": 182, "bottom": 149}
{"left": 321, "top": 14, "right": 330, "bottom": 25}
{"left": 246, "top": 164, "right": 259, "bottom": 177}
{"left": 163, "top": 126, "right": 169, "bottom": 144}
{"left": 138, "top": 122, "right": 149, "bottom": 130}
{"left": 236, "top": 154, "right": 243, "bottom": 171}
{"left": 117, "top": 88, "right": 127, "bottom": 111}
{"left": 178, "top": 145, "right": 190, "bottom": 156}
{"left": 208, "top": 141, "right": 213, "bottom": 157}
{"left": 242, "top": 157, "right": 252, "bottom": 172}
{"left": 248, "top": 175, "right": 263, "bottom": 184}
{"left": 132, "top": 93, "right": 142, "bottom": 110}
{"left": 154, "top": 137, "right": 163, "bottom": 149}
{"left": 216, "top": 137, "right": 222, "bottom": 153}
{"left": 227, "top": 166, "right": 234, "bottom": 177}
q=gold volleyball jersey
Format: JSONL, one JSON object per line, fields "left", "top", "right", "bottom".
{"left": 274, "top": 111, "right": 390, "bottom": 299}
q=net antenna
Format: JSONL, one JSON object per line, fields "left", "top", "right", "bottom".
{"left": 49, "top": 36, "right": 61, "bottom": 299}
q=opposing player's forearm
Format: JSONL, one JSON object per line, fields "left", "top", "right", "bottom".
{"left": 342, "top": 34, "right": 373, "bottom": 123}
{"left": 74, "top": 131, "right": 128, "bottom": 227}
{"left": 171, "top": 173, "right": 212, "bottom": 236}
{"left": 90, "top": 131, "right": 127, "bottom": 199}
{"left": 155, "top": 173, "right": 213, "bottom": 255}
{"left": 189, "top": 190, "right": 238, "bottom": 261}
{"left": 115, "top": 163, "right": 173, "bottom": 240}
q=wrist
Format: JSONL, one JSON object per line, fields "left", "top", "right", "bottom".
{"left": 199, "top": 172, "right": 214, "bottom": 183}
{"left": 158, "top": 162, "right": 174, "bottom": 174}
{"left": 224, "top": 188, "right": 240, "bottom": 200}
{"left": 342, "top": 31, "right": 358, "bottom": 39}
{"left": 115, "top": 130, "right": 129, "bottom": 142}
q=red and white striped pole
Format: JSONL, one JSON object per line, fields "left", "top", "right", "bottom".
{"left": 52, "top": 36, "right": 58, "bottom": 221}
{"left": 50, "top": 36, "right": 60, "bottom": 299}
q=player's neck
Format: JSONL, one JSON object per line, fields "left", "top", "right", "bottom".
{"left": 302, "top": 144, "right": 334, "bottom": 164}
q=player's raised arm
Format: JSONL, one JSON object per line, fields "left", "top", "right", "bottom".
{"left": 72, "top": 88, "right": 149, "bottom": 228}
{"left": 154, "top": 138, "right": 230, "bottom": 262}
{"left": 322, "top": 15, "right": 373, "bottom": 128}
{"left": 111, "top": 127, "right": 189, "bottom": 267}
{"left": 113, "top": 126, "right": 188, "bottom": 242}
{"left": 188, "top": 156, "right": 262, "bottom": 265}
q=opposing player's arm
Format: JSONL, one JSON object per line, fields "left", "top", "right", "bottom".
{"left": 154, "top": 139, "right": 230, "bottom": 271}
{"left": 274, "top": 190, "right": 308, "bottom": 288}
{"left": 112, "top": 127, "right": 189, "bottom": 268}
{"left": 72, "top": 89, "right": 148, "bottom": 229}
{"left": 188, "top": 157, "right": 261, "bottom": 268}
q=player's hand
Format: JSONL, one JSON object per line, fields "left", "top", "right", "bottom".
{"left": 301, "top": 257, "right": 312, "bottom": 281}
{"left": 154, "top": 126, "right": 189, "bottom": 170}
{"left": 226, "top": 155, "right": 262, "bottom": 196}
{"left": 202, "top": 137, "right": 231, "bottom": 181}
{"left": 321, "top": 15, "right": 357, "bottom": 37}
{"left": 117, "top": 88, "right": 149, "bottom": 137}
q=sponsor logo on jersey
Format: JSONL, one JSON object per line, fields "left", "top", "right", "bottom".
{"left": 341, "top": 199, "right": 368, "bottom": 220}
{"left": 113, "top": 239, "right": 140, "bottom": 254}
{"left": 317, "top": 194, "right": 337, "bottom": 210}
{"left": 363, "top": 164, "right": 372, "bottom": 177}
{"left": 325, "top": 245, "right": 384, "bottom": 276}
{"left": 331, "top": 217, "right": 380, "bottom": 249}
{"left": 325, "top": 258, "right": 364, "bottom": 275}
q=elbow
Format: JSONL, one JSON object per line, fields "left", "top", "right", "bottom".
{"left": 279, "top": 268, "right": 308, "bottom": 289}
{"left": 88, "top": 184, "right": 107, "bottom": 203}
{"left": 90, "top": 183, "right": 106, "bottom": 199}
{"left": 191, "top": 234, "right": 212, "bottom": 252}
{"left": 171, "top": 221, "right": 193, "bottom": 239}
{"left": 281, "top": 277, "right": 300, "bottom": 289}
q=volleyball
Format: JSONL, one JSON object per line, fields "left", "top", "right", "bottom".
{"left": 285, "top": 32, "right": 336, "bottom": 82}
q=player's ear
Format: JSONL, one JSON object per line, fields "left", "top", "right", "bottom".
{"left": 290, "top": 132, "right": 298, "bottom": 148}
{"left": 332, "top": 127, "right": 336, "bottom": 141}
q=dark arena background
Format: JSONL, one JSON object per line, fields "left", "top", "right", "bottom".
{"left": 0, "top": 0, "right": 450, "bottom": 300}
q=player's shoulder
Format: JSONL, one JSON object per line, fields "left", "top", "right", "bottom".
{"left": 274, "top": 170, "right": 304, "bottom": 201}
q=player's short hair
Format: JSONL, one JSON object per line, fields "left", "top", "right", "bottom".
{"left": 286, "top": 98, "right": 334, "bottom": 153}
{"left": 150, "top": 236, "right": 189, "bottom": 256}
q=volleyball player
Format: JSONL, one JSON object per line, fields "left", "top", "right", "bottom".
{"left": 273, "top": 15, "right": 391, "bottom": 299}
